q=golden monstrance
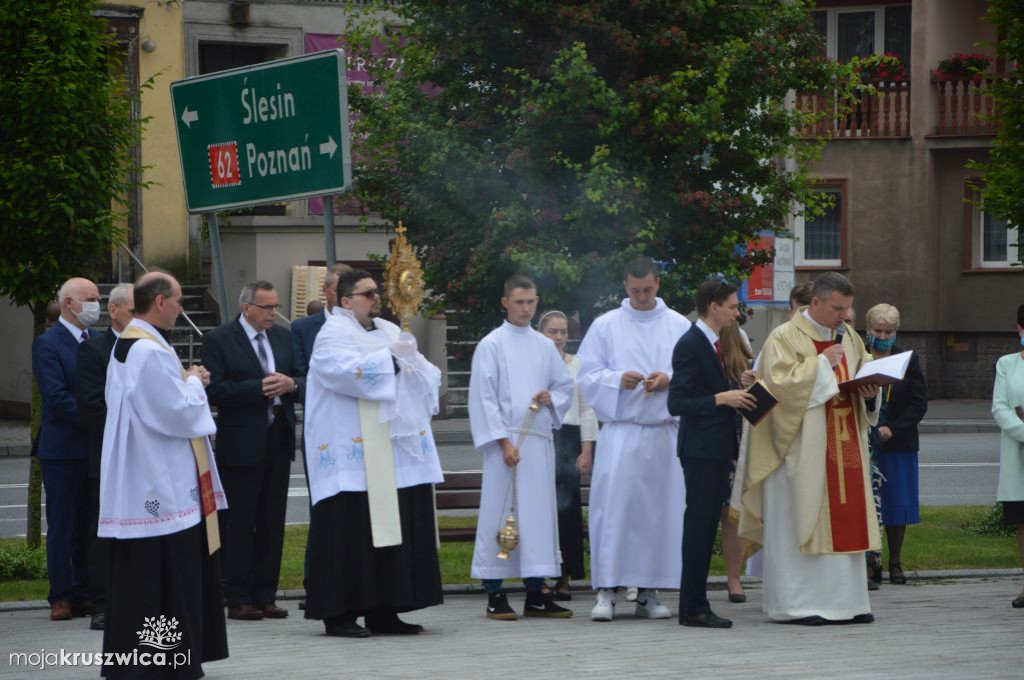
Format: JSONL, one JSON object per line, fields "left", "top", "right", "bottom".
{"left": 384, "top": 221, "right": 426, "bottom": 332}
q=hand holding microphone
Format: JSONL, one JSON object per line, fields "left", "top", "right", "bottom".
{"left": 822, "top": 324, "right": 846, "bottom": 367}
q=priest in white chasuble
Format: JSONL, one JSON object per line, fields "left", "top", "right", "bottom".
{"left": 739, "top": 271, "right": 882, "bottom": 625}
{"left": 469, "top": 274, "right": 574, "bottom": 621}
{"left": 576, "top": 256, "right": 690, "bottom": 622}
{"left": 99, "top": 272, "right": 228, "bottom": 679}
{"left": 303, "top": 269, "right": 444, "bottom": 638}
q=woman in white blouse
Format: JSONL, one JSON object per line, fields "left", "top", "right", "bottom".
{"left": 539, "top": 311, "right": 599, "bottom": 600}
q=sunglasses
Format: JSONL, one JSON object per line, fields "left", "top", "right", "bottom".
{"left": 347, "top": 288, "right": 380, "bottom": 300}
{"left": 249, "top": 303, "right": 282, "bottom": 311}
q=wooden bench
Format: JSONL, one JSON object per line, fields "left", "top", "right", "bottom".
{"left": 435, "top": 470, "right": 590, "bottom": 542}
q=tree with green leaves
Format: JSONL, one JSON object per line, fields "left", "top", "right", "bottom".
{"left": 0, "top": 0, "right": 146, "bottom": 546}
{"left": 344, "top": 0, "right": 864, "bottom": 333}
{"left": 974, "top": 0, "right": 1024, "bottom": 257}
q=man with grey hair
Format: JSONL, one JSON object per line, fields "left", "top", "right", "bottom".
{"left": 33, "top": 276, "right": 101, "bottom": 621}
{"left": 76, "top": 282, "right": 133, "bottom": 630}
{"left": 739, "top": 271, "right": 882, "bottom": 625}
{"left": 202, "top": 280, "right": 301, "bottom": 620}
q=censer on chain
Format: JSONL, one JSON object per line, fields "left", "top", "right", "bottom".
{"left": 496, "top": 401, "right": 540, "bottom": 559}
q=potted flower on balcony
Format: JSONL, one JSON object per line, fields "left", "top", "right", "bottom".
{"left": 860, "top": 53, "right": 907, "bottom": 82}
{"left": 933, "top": 52, "right": 993, "bottom": 84}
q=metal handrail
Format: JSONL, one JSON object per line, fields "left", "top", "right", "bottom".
{"left": 119, "top": 244, "right": 205, "bottom": 337}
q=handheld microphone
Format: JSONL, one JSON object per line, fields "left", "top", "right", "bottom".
{"left": 834, "top": 324, "right": 846, "bottom": 346}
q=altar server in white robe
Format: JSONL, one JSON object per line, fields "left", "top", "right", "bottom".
{"left": 469, "top": 274, "right": 575, "bottom": 621}
{"left": 99, "top": 272, "right": 228, "bottom": 679}
{"left": 303, "top": 269, "right": 444, "bottom": 638}
{"left": 577, "top": 256, "right": 690, "bottom": 622}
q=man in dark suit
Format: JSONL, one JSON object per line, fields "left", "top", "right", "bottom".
{"left": 202, "top": 280, "right": 302, "bottom": 621}
{"left": 668, "top": 279, "right": 756, "bottom": 629}
{"left": 75, "top": 282, "right": 133, "bottom": 631}
{"left": 32, "top": 276, "right": 101, "bottom": 621}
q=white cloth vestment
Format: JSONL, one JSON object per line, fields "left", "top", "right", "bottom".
{"left": 469, "top": 321, "right": 573, "bottom": 580}
{"left": 99, "top": 319, "right": 227, "bottom": 539}
{"left": 304, "top": 309, "right": 443, "bottom": 503}
{"left": 576, "top": 298, "right": 690, "bottom": 589}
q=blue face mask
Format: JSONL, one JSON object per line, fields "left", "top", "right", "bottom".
{"left": 867, "top": 332, "right": 896, "bottom": 352}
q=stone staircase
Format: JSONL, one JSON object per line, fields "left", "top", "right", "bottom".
{"left": 444, "top": 311, "right": 474, "bottom": 418}
{"left": 97, "top": 282, "right": 218, "bottom": 367}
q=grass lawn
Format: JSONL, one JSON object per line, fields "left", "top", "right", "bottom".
{"left": 2, "top": 505, "right": 1020, "bottom": 602}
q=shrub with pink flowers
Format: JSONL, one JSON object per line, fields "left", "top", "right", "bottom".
{"left": 933, "top": 52, "right": 993, "bottom": 83}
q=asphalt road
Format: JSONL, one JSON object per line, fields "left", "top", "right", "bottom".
{"left": 0, "top": 432, "right": 1002, "bottom": 538}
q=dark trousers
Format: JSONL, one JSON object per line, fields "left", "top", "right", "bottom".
{"left": 39, "top": 458, "right": 90, "bottom": 604}
{"left": 86, "top": 478, "right": 111, "bottom": 614}
{"left": 679, "top": 457, "right": 731, "bottom": 616}
{"left": 218, "top": 415, "right": 291, "bottom": 607}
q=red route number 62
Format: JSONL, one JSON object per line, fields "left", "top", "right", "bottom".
{"left": 208, "top": 142, "right": 241, "bottom": 188}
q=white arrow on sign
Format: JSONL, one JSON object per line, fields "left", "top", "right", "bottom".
{"left": 319, "top": 136, "right": 338, "bottom": 159}
{"left": 181, "top": 106, "right": 199, "bottom": 128}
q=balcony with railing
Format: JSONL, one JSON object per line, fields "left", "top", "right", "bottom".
{"left": 797, "top": 77, "right": 911, "bottom": 140}
{"left": 931, "top": 74, "right": 1000, "bottom": 138}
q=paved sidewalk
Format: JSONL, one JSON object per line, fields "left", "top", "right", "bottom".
{"left": 2, "top": 576, "right": 1022, "bottom": 679}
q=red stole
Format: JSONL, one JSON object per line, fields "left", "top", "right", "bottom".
{"left": 812, "top": 338, "right": 869, "bottom": 552}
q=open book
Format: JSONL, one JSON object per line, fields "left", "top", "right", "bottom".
{"left": 741, "top": 379, "right": 779, "bottom": 426}
{"left": 839, "top": 350, "right": 912, "bottom": 392}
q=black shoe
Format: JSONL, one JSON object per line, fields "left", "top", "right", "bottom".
{"left": 524, "top": 591, "right": 573, "bottom": 618}
{"left": 486, "top": 592, "right": 517, "bottom": 621}
{"left": 89, "top": 612, "right": 105, "bottom": 631}
{"left": 788, "top": 615, "right": 828, "bottom": 626}
{"left": 366, "top": 611, "right": 424, "bottom": 635}
{"left": 851, "top": 613, "right": 875, "bottom": 624}
{"left": 298, "top": 600, "right": 306, "bottom": 611}
{"left": 889, "top": 562, "right": 907, "bottom": 585}
{"left": 324, "top": 616, "right": 371, "bottom": 638}
{"left": 681, "top": 611, "right": 732, "bottom": 628}
{"left": 1012, "top": 595, "right": 1024, "bottom": 609}
{"left": 727, "top": 591, "right": 747, "bottom": 603}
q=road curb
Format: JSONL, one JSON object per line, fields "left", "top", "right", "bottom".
{"left": 3, "top": 569, "right": 1021, "bottom": 613}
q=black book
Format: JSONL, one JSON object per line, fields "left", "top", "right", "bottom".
{"left": 741, "top": 379, "right": 779, "bottom": 426}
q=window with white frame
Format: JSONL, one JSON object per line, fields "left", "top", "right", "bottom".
{"left": 978, "top": 210, "right": 1019, "bottom": 269}
{"left": 811, "top": 3, "right": 911, "bottom": 67}
{"left": 794, "top": 183, "right": 846, "bottom": 268}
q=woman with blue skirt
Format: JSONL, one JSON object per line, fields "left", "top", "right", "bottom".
{"left": 865, "top": 303, "right": 927, "bottom": 585}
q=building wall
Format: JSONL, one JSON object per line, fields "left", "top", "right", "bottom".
{"left": 805, "top": 0, "right": 1017, "bottom": 397}
{"left": 107, "top": 0, "right": 190, "bottom": 274}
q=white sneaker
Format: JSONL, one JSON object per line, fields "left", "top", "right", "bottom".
{"left": 590, "top": 588, "right": 615, "bottom": 622}
{"left": 625, "top": 586, "right": 639, "bottom": 602}
{"left": 635, "top": 589, "right": 671, "bottom": 619}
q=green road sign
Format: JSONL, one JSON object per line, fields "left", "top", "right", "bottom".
{"left": 171, "top": 50, "right": 351, "bottom": 213}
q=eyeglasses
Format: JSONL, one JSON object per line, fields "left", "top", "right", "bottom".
{"left": 347, "top": 288, "right": 380, "bottom": 300}
{"left": 249, "top": 303, "right": 282, "bottom": 311}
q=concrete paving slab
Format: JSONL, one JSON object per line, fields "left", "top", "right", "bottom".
{"left": 1, "top": 576, "right": 1022, "bottom": 679}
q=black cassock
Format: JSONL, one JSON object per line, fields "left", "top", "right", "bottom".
{"left": 102, "top": 523, "right": 228, "bottom": 679}
{"left": 304, "top": 483, "right": 443, "bottom": 622}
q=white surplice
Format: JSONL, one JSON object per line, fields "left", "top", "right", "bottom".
{"left": 303, "top": 309, "right": 443, "bottom": 504}
{"left": 99, "top": 319, "right": 227, "bottom": 539}
{"left": 469, "top": 321, "right": 573, "bottom": 580}
{"left": 760, "top": 311, "right": 872, "bottom": 621}
{"left": 576, "top": 298, "right": 690, "bottom": 589}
